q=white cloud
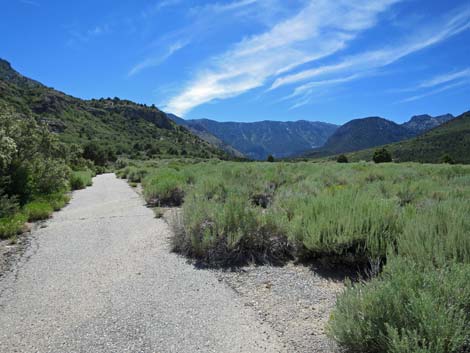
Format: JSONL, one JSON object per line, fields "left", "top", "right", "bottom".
{"left": 19, "top": 0, "right": 39, "bottom": 6}
{"left": 399, "top": 79, "right": 470, "bottom": 103}
{"left": 189, "top": 0, "right": 259, "bottom": 15}
{"left": 141, "top": 0, "right": 182, "bottom": 19}
{"left": 128, "top": 40, "right": 188, "bottom": 77}
{"left": 165, "top": 0, "right": 402, "bottom": 116}
{"left": 418, "top": 68, "right": 470, "bottom": 89}
{"left": 271, "top": 5, "right": 470, "bottom": 90}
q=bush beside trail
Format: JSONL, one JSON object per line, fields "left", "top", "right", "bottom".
{"left": 0, "top": 110, "right": 100, "bottom": 239}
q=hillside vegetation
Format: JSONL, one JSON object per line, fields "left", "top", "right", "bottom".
{"left": 0, "top": 59, "right": 227, "bottom": 160}
{"left": 0, "top": 109, "right": 95, "bottom": 239}
{"left": 347, "top": 111, "right": 470, "bottom": 164}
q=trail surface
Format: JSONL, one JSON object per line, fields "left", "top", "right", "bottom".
{"left": 0, "top": 174, "right": 283, "bottom": 353}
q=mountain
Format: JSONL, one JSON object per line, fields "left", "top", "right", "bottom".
{"left": 305, "top": 117, "right": 415, "bottom": 157}
{"left": 0, "top": 59, "right": 227, "bottom": 159}
{"left": 402, "top": 114, "right": 455, "bottom": 134}
{"left": 168, "top": 116, "right": 338, "bottom": 160}
{"left": 303, "top": 113, "right": 457, "bottom": 158}
{"left": 166, "top": 114, "right": 244, "bottom": 158}
{"left": 347, "top": 111, "right": 470, "bottom": 163}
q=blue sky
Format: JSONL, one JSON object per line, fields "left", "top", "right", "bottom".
{"left": 1, "top": 0, "right": 469, "bottom": 124}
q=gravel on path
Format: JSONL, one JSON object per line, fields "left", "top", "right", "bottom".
{"left": 216, "top": 264, "right": 343, "bottom": 353}
{"left": 0, "top": 174, "right": 284, "bottom": 353}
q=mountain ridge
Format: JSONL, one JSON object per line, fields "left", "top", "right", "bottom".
{"left": 302, "top": 113, "right": 457, "bottom": 158}
{"left": 0, "top": 58, "right": 228, "bottom": 159}
{"left": 168, "top": 115, "right": 338, "bottom": 160}
{"left": 346, "top": 111, "right": 470, "bottom": 163}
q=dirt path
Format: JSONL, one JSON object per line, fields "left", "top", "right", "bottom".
{"left": 0, "top": 174, "right": 284, "bottom": 353}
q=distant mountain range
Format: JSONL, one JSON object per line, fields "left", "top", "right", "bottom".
{"left": 347, "top": 111, "right": 470, "bottom": 164}
{"left": 170, "top": 112, "right": 456, "bottom": 160}
{"left": 167, "top": 115, "right": 338, "bottom": 160}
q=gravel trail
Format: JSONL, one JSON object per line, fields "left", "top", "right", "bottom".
{"left": 0, "top": 174, "right": 284, "bottom": 353}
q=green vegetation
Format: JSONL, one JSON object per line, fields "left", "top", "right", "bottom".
{"left": 0, "top": 59, "right": 228, "bottom": 161}
{"left": 0, "top": 109, "right": 92, "bottom": 239}
{"left": 329, "top": 259, "right": 470, "bottom": 353}
{"left": 119, "top": 160, "right": 470, "bottom": 352}
{"left": 70, "top": 170, "right": 94, "bottom": 190}
{"left": 373, "top": 147, "right": 392, "bottom": 163}
{"left": 348, "top": 111, "right": 470, "bottom": 164}
{"left": 336, "top": 154, "right": 348, "bottom": 163}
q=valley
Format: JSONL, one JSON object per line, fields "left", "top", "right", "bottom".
{"left": 1, "top": 41, "right": 469, "bottom": 353}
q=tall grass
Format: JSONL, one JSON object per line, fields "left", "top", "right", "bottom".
{"left": 69, "top": 170, "right": 94, "bottom": 190}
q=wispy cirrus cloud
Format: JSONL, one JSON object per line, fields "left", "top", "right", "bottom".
{"left": 141, "top": 0, "right": 182, "bottom": 19}
{"left": 399, "top": 79, "right": 470, "bottom": 103}
{"left": 128, "top": 40, "right": 188, "bottom": 77}
{"left": 271, "top": 5, "right": 470, "bottom": 91}
{"left": 417, "top": 68, "right": 470, "bottom": 89}
{"left": 66, "top": 24, "right": 111, "bottom": 48}
{"left": 189, "top": 0, "right": 259, "bottom": 15}
{"left": 396, "top": 68, "right": 470, "bottom": 103}
{"left": 164, "top": 0, "right": 402, "bottom": 116}
{"left": 19, "top": 0, "right": 39, "bottom": 6}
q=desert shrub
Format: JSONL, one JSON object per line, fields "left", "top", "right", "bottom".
{"left": 285, "top": 189, "right": 400, "bottom": 261}
{"left": 142, "top": 168, "right": 187, "bottom": 206}
{"left": 328, "top": 258, "right": 470, "bottom": 353}
{"left": 127, "top": 168, "right": 148, "bottom": 183}
{"left": 397, "top": 199, "right": 470, "bottom": 266}
{"left": 337, "top": 154, "right": 348, "bottom": 163}
{"left": 175, "top": 193, "right": 291, "bottom": 266}
{"left": 373, "top": 148, "right": 392, "bottom": 163}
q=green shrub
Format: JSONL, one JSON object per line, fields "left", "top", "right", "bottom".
{"left": 328, "top": 258, "right": 470, "bottom": 353}
{"left": 284, "top": 189, "right": 400, "bottom": 261}
{"left": 175, "top": 193, "right": 291, "bottom": 266}
{"left": 397, "top": 200, "right": 470, "bottom": 266}
{"left": 441, "top": 154, "right": 455, "bottom": 164}
{"left": 142, "top": 168, "right": 188, "bottom": 206}
{"left": 31, "top": 158, "right": 70, "bottom": 195}
{"left": 373, "top": 148, "right": 392, "bottom": 163}
{"left": 337, "top": 154, "right": 349, "bottom": 163}
{"left": 0, "top": 191, "right": 18, "bottom": 218}
{"left": 41, "top": 193, "right": 70, "bottom": 211}
{"left": 0, "top": 212, "right": 27, "bottom": 239}
{"left": 70, "top": 170, "right": 93, "bottom": 190}
{"left": 24, "top": 201, "right": 54, "bottom": 221}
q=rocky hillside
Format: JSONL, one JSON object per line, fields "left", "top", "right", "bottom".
{"left": 347, "top": 111, "right": 470, "bottom": 163}
{"left": 0, "top": 58, "right": 227, "bottom": 159}
{"left": 402, "top": 114, "right": 455, "bottom": 134}
{"left": 303, "top": 113, "right": 456, "bottom": 158}
{"left": 168, "top": 116, "right": 338, "bottom": 160}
